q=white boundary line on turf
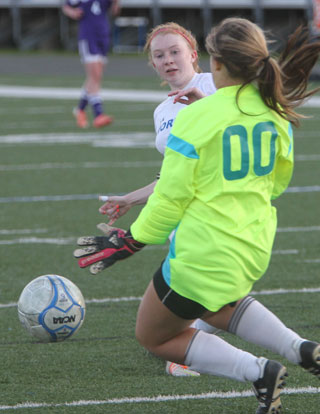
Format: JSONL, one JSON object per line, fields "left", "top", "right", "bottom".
{"left": 0, "top": 237, "right": 76, "bottom": 245}
{"left": 0, "top": 228, "right": 47, "bottom": 235}
{"left": 0, "top": 226, "right": 320, "bottom": 238}
{"left": 1, "top": 132, "right": 320, "bottom": 147}
{"left": 0, "top": 237, "right": 300, "bottom": 256}
{"left": 0, "top": 386, "right": 319, "bottom": 410}
{"left": 0, "top": 160, "right": 161, "bottom": 171}
{"left": 0, "top": 157, "right": 317, "bottom": 171}
{"left": 0, "top": 85, "right": 168, "bottom": 102}
{"left": 286, "top": 185, "right": 320, "bottom": 193}
{"left": 277, "top": 226, "right": 320, "bottom": 232}
{"left": 295, "top": 154, "right": 320, "bottom": 161}
{"left": 0, "top": 185, "right": 319, "bottom": 204}
{"left": 0, "top": 237, "right": 301, "bottom": 253}
{"left": 1, "top": 85, "right": 320, "bottom": 108}
{"left": 0, "top": 132, "right": 155, "bottom": 147}
{"left": 0, "top": 238, "right": 311, "bottom": 249}
{"left": 2, "top": 287, "right": 320, "bottom": 309}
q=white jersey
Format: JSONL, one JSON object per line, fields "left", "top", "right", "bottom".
{"left": 154, "top": 72, "right": 216, "bottom": 155}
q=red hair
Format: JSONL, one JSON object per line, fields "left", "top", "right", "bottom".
{"left": 144, "top": 22, "right": 201, "bottom": 74}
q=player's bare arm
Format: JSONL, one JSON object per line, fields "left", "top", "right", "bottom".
{"left": 99, "top": 180, "right": 157, "bottom": 224}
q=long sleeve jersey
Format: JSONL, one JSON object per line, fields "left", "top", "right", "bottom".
{"left": 131, "top": 84, "right": 293, "bottom": 311}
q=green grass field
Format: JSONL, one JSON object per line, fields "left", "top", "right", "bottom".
{"left": 0, "top": 54, "right": 320, "bottom": 413}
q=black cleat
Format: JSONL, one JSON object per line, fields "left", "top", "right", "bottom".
{"left": 253, "top": 359, "right": 288, "bottom": 414}
{"left": 299, "top": 341, "right": 320, "bottom": 378}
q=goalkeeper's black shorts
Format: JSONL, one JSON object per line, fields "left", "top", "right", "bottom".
{"left": 153, "top": 264, "right": 208, "bottom": 320}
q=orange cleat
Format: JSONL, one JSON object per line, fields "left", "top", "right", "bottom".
{"left": 166, "top": 361, "right": 200, "bottom": 377}
{"left": 73, "top": 108, "right": 88, "bottom": 129}
{"left": 93, "top": 114, "right": 114, "bottom": 128}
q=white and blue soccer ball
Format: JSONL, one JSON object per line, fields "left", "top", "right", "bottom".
{"left": 18, "top": 274, "right": 86, "bottom": 342}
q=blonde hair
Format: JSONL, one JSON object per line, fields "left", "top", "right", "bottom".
{"left": 144, "top": 22, "right": 201, "bottom": 73}
{"left": 206, "top": 17, "right": 320, "bottom": 127}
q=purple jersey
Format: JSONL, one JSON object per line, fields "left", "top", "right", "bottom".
{"left": 66, "top": 0, "right": 112, "bottom": 56}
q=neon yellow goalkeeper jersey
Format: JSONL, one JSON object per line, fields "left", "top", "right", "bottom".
{"left": 131, "top": 84, "right": 293, "bottom": 311}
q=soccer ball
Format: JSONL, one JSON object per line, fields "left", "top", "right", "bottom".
{"left": 18, "top": 274, "right": 86, "bottom": 342}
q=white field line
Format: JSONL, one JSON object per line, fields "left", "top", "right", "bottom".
{"left": 300, "top": 96, "right": 320, "bottom": 107}
{"left": 0, "top": 106, "right": 151, "bottom": 117}
{"left": 0, "top": 132, "right": 155, "bottom": 147}
{"left": 3, "top": 118, "right": 152, "bottom": 131}
{"left": 1, "top": 132, "right": 320, "bottom": 149}
{"left": 0, "top": 160, "right": 161, "bottom": 171}
{"left": 0, "top": 184, "right": 320, "bottom": 205}
{"left": 1, "top": 224, "right": 319, "bottom": 245}
{"left": 0, "top": 85, "right": 168, "bottom": 102}
{"left": 0, "top": 237, "right": 301, "bottom": 258}
{"left": 0, "top": 194, "right": 100, "bottom": 203}
{"left": 0, "top": 386, "right": 319, "bottom": 410}
{"left": 0, "top": 129, "right": 314, "bottom": 143}
{"left": 0, "top": 237, "right": 76, "bottom": 245}
{"left": 0, "top": 104, "right": 152, "bottom": 115}
{"left": 0, "top": 228, "right": 47, "bottom": 235}
{"left": 2, "top": 286, "right": 320, "bottom": 310}
{"left": 2, "top": 85, "right": 320, "bottom": 109}
{"left": 0, "top": 156, "right": 316, "bottom": 172}
{"left": 277, "top": 225, "right": 320, "bottom": 232}
{"left": 295, "top": 154, "right": 320, "bottom": 161}
{"left": 251, "top": 287, "right": 320, "bottom": 295}
{"left": 286, "top": 185, "right": 320, "bottom": 193}
{"left": 86, "top": 286, "right": 320, "bottom": 302}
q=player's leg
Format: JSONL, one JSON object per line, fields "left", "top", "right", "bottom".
{"left": 135, "top": 280, "right": 196, "bottom": 363}
{"left": 136, "top": 276, "right": 287, "bottom": 413}
{"left": 72, "top": 40, "right": 92, "bottom": 128}
{"left": 204, "top": 296, "right": 320, "bottom": 378}
{"left": 165, "top": 317, "right": 221, "bottom": 376}
{"left": 77, "top": 39, "right": 113, "bottom": 128}
{"left": 191, "top": 318, "right": 221, "bottom": 334}
{"left": 84, "top": 60, "right": 102, "bottom": 95}
{"left": 83, "top": 61, "right": 110, "bottom": 126}
{"left": 73, "top": 82, "right": 89, "bottom": 127}
{"left": 85, "top": 60, "right": 113, "bottom": 128}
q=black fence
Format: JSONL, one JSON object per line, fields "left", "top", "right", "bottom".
{"left": 0, "top": 0, "right": 315, "bottom": 52}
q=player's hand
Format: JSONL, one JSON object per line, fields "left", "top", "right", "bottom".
{"left": 73, "top": 226, "right": 145, "bottom": 275}
{"left": 99, "top": 195, "right": 131, "bottom": 225}
{"left": 168, "top": 87, "right": 206, "bottom": 105}
{"left": 68, "top": 7, "right": 83, "bottom": 20}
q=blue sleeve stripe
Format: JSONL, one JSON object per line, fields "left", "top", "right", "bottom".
{"left": 167, "top": 133, "right": 199, "bottom": 159}
{"left": 161, "top": 227, "right": 177, "bottom": 286}
{"left": 287, "top": 123, "right": 293, "bottom": 156}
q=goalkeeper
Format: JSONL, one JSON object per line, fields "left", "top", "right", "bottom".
{"left": 75, "top": 18, "right": 320, "bottom": 414}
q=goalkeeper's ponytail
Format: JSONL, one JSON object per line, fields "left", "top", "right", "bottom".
{"left": 205, "top": 17, "right": 320, "bottom": 127}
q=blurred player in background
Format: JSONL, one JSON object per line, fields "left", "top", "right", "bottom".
{"left": 62, "top": 0, "right": 120, "bottom": 128}
{"left": 75, "top": 18, "right": 320, "bottom": 413}
{"left": 98, "top": 22, "right": 218, "bottom": 376}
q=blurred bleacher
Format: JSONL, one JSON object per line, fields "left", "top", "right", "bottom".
{"left": 0, "top": 0, "right": 315, "bottom": 51}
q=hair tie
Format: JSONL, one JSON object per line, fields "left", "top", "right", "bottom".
{"left": 262, "top": 55, "right": 270, "bottom": 64}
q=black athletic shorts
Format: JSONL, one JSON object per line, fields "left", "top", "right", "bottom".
{"left": 153, "top": 265, "right": 208, "bottom": 320}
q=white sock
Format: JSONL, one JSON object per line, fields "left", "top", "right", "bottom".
{"left": 190, "top": 319, "right": 220, "bottom": 334}
{"left": 228, "top": 297, "right": 304, "bottom": 364}
{"left": 185, "top": 330, "right": 262, "bottom": 382}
